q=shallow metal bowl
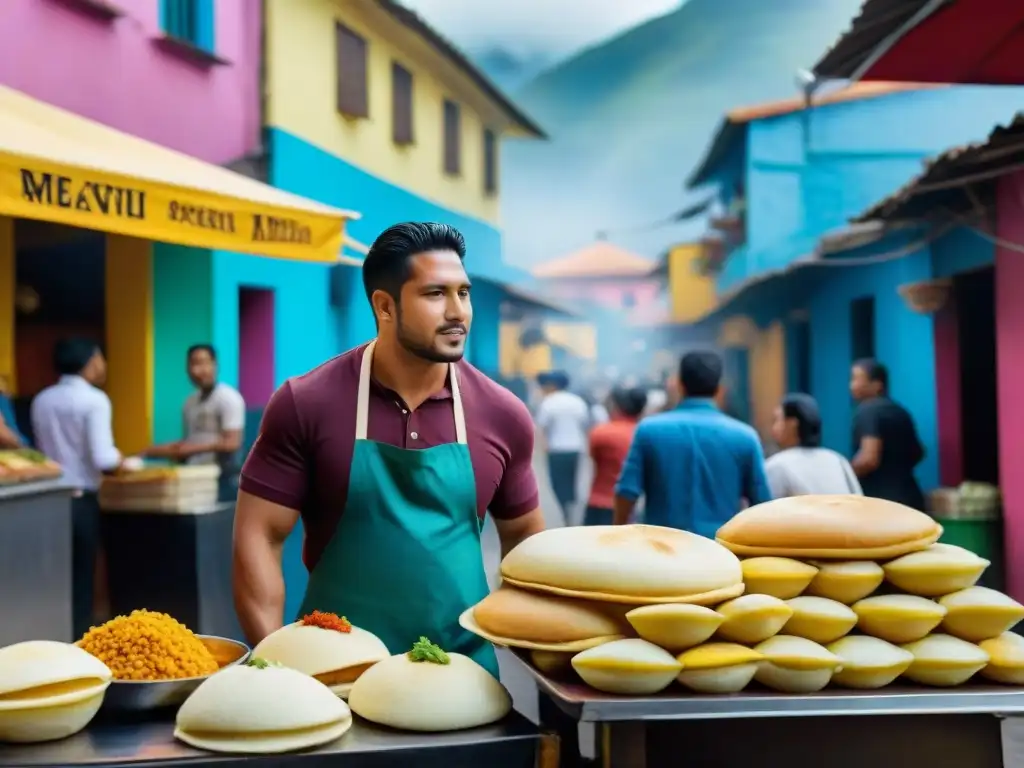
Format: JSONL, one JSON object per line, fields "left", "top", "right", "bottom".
{"left": 100, "top": 635, "right": 250, "bottom": 712}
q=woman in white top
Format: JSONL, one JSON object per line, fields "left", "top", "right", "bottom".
{"left": 766, "top": 393, "right": 862, "bottom": 498}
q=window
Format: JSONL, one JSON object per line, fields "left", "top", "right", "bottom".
{"left": 336, "top": 22, "right": 369, "bottom": 118}
{"left": 160, "top": 0, "right": 214, "bottom": 51}
{"left": 443, "top": 99, "right": 461, "bottom": 175}
{"left": 483, "top": 128, "right": 498, "bottom": 195}
{"left": 392, "top": 62, "right": 414, "bottom": 145}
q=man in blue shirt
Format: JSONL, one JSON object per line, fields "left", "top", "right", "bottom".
{"left": 613, "top": 351, "right": 771, "bottom": 538}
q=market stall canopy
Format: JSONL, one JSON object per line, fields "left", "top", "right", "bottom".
{"left": 856, "top": 114, "right": 1024, "bottom": 223}
{"left": 0, "top": 85, "right": 359, "bottom": 263}
{"left": 814, "top": 0, "right": 1024, "bottom": 85}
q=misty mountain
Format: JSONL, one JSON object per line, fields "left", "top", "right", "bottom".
{"left": 498, "top": 0, "right": 863, "bottom": 268}
{"left": 471, "top": 46, "right": 554, "bottom": 92}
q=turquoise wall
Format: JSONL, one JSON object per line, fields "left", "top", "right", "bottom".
{"left": 153, "top": 244, "right": 213, "bottom": 444}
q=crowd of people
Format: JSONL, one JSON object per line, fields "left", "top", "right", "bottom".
{"left": 533, "top": 351, "right": 926, "bottom": 534}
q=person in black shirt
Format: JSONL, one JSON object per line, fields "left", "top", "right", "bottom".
{"left": 849, "top": 358, "right": 926, "bottom": 510}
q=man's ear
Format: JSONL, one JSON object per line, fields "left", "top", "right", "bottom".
{"left": 371, "top": 289, "right": 395, "bottom": 323}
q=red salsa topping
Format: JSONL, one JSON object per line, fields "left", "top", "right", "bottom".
{"left": 301, "top": 610, "right": 352, "bottom": 633}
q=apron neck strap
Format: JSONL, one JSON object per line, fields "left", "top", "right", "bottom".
{"left": 356, "top": 340, "right": 468, "bottom": 444}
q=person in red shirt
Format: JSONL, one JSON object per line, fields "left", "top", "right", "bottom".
{"left": 584, "top": 386, "right": 647, "bottom": 526}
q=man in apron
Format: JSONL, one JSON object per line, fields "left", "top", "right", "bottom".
{"left": 232, "top": 223, "right": 545, "bottom": 678}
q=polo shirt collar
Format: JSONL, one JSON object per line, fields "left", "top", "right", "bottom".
{"left": 677, "top": 397, "right": 718, "bottom": 412}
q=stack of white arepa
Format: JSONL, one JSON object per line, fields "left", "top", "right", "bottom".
{"left": 252, "top": 620, "right": 389, "bottom": 699}
{"left": 0, "top": 640, "right": 112, "bottom": 743}
{"left": 463, "top": 507, "right": 1024, "bottom": 697}
{"left": 175, "top": 660, "right": 353, "bottom": 754}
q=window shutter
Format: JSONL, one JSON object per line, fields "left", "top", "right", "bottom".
{"left": 336, "top": 22, "right": 369, "bottom": 118}
{"left": 483, "top": 128, "right": 497, "bottom": 194}
{"left": 443, "top": 100, "right": 461, "bottom": 175}
{"left": 392, "top": 62, "right": 414, "bottom": 145}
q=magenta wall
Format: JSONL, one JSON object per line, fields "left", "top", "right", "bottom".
{"left": 997, "top": 171, "right": 1024, "bottom": 600}
{"left": 0, "top": 0, "right": 261, "bottom": 163}
{"left": 933, "top": 301, "right": 964, "bottom": 487}
{"left": 238, "top": 287, "right": 275, "bottom": 407}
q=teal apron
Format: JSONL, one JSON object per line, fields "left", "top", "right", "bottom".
{"left": 297, "top": 341, "right": 498, "bottom": 677}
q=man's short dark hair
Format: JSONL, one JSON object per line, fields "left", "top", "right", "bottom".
{"left": 611, "top": 386, "right": 648, "bottom": 418}
{"left": 187, "top": 344, "right": 216, "bottom": 361}
{"left": 362, "top": 222, "right": 467, "bottom": 303}
{"left": 679, "top": 351, "right": 723, "bottom": 398}
{"left": 54, "top": 338, "right": 99, "bottom": 376}
{"left": 855, "top": 358, "right": 888, "bottom": 391}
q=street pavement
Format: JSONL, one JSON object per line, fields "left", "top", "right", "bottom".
{"left": 480, "top": 436, "right": 595, "bottom": 752}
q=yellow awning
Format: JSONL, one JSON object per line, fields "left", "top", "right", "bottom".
{"left": 0, "top": 85, "right": 359, "bottom": 263}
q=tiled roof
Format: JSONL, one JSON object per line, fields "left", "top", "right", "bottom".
{"left": 531, "top": 241, "right": 655, "bottom": 279}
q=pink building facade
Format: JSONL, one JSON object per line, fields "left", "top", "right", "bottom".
{"left": 544, "top": 278, "right": 663, "bottom": 313}
{"left": 0, "top": 0, "right": 261, "bottom": 163}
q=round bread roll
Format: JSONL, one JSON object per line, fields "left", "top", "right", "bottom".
{"left": 883, "top": 544, "right": 989, "bottom": 597}
{"left": 348, "top": 639, "right": 511, "bottom": 732}
{"left": 676, "top": 643, "right": 763, "bottom": 694}
{"left": 500, "top": 525, "right": 743, "bottom": 604}
{"left": 741, "top": 557, "right": 818, "bottom": 599}
{"left": 716, "top": 594, "right": 793, "bottom": 645}
{"left": 938, "top": 586, "right": 1024, "bottom": 642}
{"left": 0, "top": 640, "right": 112, "bottom": 705}
{"left": 571, "top": 639, "right": 682, "bottom": 695}
{"left": 626, "top": 604, "right": 723, "bottom": 652}
{"left": 979, "top": 632, "right": 1024, "bottom": 685}
{"left": 783, "top": 597, "right": 857, "bottom": 644}
{"left": 901, "top": 634, "right": 990, "bottom": 687}
{"left": 252, "top": 620, "right": 389, "bottom": 698}
{"left": 716, "top": 496, "right": 941, "bottom": 559}
{"left": 754, "top": 635, "right": 842, "bottom": 693}
{"left": 174, "top": 662, "right": 352, "bottom": 754}
{"left": 852, "top": 594, "right": 946, "bottom": 644}
{"left": 827, "top": 636, "right": 914, "bottom": 690}
{"left": 806, "top": 561, "right": 885, "bottom": 604}
{"left": 466, "top": 587, "right": 627, "bottom": 651}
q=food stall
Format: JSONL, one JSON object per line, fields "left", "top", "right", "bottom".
{"left": 0, "top": 450, "right": 71, "bottom": 646}
{"left": 97, "top": 466, "right": 243, "bottom": 641}
{"left": 458, "top": 497, "right": 1024, "bottom": 768}
{"left": 0, "top": 610, "right": 557, "bottom": 768}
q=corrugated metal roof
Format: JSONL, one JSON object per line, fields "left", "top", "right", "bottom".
{"left": 375, "top": 0, "right": 545, "bottom": 138}
{"left": 857, "top": 112, "right": 1024, "bottom": 222}
{"left": 813, "top": 0, "right": 952, "bottom": 80}
{"left": 687, "top": 83, "right": 931, "bottom": 188}
{"left": 531, "top": 241, "right": 655, "bottom": 279}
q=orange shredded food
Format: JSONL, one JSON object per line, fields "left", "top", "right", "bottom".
{"left": 78, "top": 609, "right": 219, "bottom": 681}
{"left": 301, "top": 610, "right": 352, "bottom": 633}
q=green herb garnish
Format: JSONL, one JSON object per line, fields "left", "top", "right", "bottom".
{"left": 407, "top": 637, "right": 450, "bottom": 665}
{"left": 244, "top": 657, "right": 282, "bottom": 669}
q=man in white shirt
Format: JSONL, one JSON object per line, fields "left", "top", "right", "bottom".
{"left": 32, "top": 338, "right": 123, "bottom": 636}
{"left": 536, "top": 371, "right": 590, "bottom": 524}
{"left": 146, "top": 344, "right": 245, "bottom": 501}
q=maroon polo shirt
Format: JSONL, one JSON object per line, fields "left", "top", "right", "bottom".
{"left": 240, "top": 343, "right": 540, "bottom": 571}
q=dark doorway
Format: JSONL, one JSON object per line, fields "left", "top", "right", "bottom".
{"left": 956, "top": 267, "right": 998, "bottom": 484}
{"left": 850, "top": 296, "right": 875, "bottom": 361}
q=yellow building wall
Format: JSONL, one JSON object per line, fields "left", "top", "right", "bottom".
{"left": 545, "top": 322, "right": 597, "bottom": 361}
{"left": 749, "top": 321, "right": 786, "bottom": 440}
{"left": 105, "top": 236, "right": 153, "bottom": 456}
{"left": 0, "top": 218, "right": 13, "bottom": 392}
{"left": 669, "top": 243, "right": 717, "bottom": 323}
{"left": 266, "top": 0, "right": 502, "bottom": 224}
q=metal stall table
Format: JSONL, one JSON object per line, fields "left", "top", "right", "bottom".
{"left": 517, "top": 656, "right": 1024, "bottom": 768}
{"left": 0, "top": 480, "right": 75, "bottom": 645}
{"left": 0, "top": 711, "right": 557, "bottom": 768}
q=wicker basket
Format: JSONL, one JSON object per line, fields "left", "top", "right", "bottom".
{"left": 898, "top": 279, "right": 952, "bottom": 315}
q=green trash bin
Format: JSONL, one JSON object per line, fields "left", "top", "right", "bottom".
{"left": 930, "top": 488, "right": 1004, "bottom": 591}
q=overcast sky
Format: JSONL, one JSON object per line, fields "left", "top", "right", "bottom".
{"left": 400, "top": 0, "right": 683, "bottom": 59}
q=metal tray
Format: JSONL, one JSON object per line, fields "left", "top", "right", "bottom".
{"left": 100, "top": 635, "right": 249, "bottom": 712}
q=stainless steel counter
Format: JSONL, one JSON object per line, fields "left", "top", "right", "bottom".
{"left": 0, "top": 712, "right": 546, "bottom": 768}
{"left": 511, "top": 654, "right": 1024, "bottom": 768}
